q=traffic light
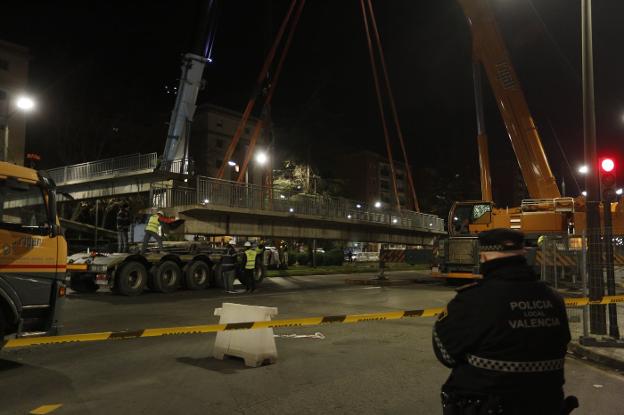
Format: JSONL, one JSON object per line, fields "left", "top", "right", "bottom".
{"left": 600, "top": 157, "right": 617, "bottom": 201}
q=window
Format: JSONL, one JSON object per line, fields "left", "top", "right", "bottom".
{"left": 0, "top": 59, "right": 8, "bottom": 71}
{"left": 215, "top": 159, "right": 223, "bottom": 168}
{"left": 0, "top": 178, "right": 50, "bottom": 234}
{"left": 380, "top": 180, "right": 390, "bottom": 190}
{"left": 380, "top": 167, "right": 390, "bottom": 177}
{"left": 216, "top": 139, "right": 223, "bottom": 149}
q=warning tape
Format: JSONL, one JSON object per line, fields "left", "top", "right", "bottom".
{"left": 563, "top": 295, "right": 624, "bottom": 307}
{"left": 4, "top": 308, "right": 443, "bottom": 349}
{"left": 4, "top": 296, "right": 624, "bottom": 349}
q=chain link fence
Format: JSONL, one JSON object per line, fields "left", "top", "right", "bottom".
{"left": 539, "top": 234, "right": 624, "bottom": 342}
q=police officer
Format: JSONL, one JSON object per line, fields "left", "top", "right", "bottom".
{"left": 433, "top": 228, "right": 574, "bottom": 415}
{"left": 221, "top": 240, "right": 238, "bottom": 293}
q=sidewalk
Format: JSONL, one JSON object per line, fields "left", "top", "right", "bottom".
{"left": 568, "top": 341, "right": 624, "bottom": 372}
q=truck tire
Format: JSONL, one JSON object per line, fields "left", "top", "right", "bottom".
{"left": 152, "top": 261, "right": 181, "bottom": 293}
{"left": 116, "top": 261, "right": 148, "bottom": 296}
{"left": 69, "top": 273, "right": 99, "bottom": 293}
{"left": 0, "top": 308, "right": 5, "bottom": 350}
{"left": 184, "top": 260, "right": 210, "bottom": 290}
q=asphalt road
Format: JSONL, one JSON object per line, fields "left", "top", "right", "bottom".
{"left": 1, "top": 272, "right": 622, "bottom": 414}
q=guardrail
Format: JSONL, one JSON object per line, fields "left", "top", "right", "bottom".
{"left": 47, "top": 153, "right": 158, "bottom": 185}
{"left": 46, "top": 153, "right": 195, "bottom": 186}
{"left": 152, "top": 176, "right": 445, "bottom": 233}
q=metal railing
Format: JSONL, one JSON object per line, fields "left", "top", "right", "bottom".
{"left": 46, "top": 153, "right": 159, "bottom": 185}
{"left": 539, "top": 234, "right": 624, "bottom": 342}
{"left": 152, "top": 176, "right": 445, "bottom": 233}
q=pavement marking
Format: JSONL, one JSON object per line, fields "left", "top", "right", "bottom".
{"left": 29, "top": 404, "right": 63, "bottom": 414}
{"left": 5, "top": 295, "right": 622, "bottom": 349}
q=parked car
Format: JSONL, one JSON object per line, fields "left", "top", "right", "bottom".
{"left": 347, "top": 252, "right": 379, "bottom": 262}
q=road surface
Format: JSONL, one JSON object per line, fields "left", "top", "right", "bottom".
{"left": 1, "top": 272, "right": 621, "bottom": 414}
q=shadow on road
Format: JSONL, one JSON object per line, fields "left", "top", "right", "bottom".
{"left": 177, "top": 356, "right": 251, "bottom": 374}
{"left": 0, "top": 358, "right": 23, "bottom": 372}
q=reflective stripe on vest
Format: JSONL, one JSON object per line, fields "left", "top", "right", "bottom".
{"left": 146, "top": 214, "right": 160, "bottom": 234}
{"left": 466, "top": 354, "right": 564, "bottom": 373}
{"left": 244, "top": 249, "right": 258, "bottom": 269}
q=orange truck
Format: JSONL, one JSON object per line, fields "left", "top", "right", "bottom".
{"left": 0, "top": 161, "right": 67, "bottom": 349}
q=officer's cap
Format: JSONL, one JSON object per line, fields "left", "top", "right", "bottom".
{"left": 478, "top": 228, "right": 524, "bottom": 252}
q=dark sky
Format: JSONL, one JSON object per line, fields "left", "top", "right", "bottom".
{"left": 3, "top": 0, "right": 624, "bottom": 210}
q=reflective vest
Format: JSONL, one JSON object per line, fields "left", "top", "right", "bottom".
{"left": 146, "top": 214, "right": 160, "bottom": 234}
{"left": 244, "top": 249, "right": 258, "bottom": 269}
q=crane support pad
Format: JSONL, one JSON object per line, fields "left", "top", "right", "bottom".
{"left": 4, "top": 296, "right": 624, "bottom": 349}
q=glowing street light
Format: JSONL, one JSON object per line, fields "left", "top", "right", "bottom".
{"left": 255, "top": 151, "right": 268, "bottom": 165}
{"left": 374, "top": 201, "right": 382, "bottom": 208}
{"left": 227, "top": 160, "right": 237, "bottom": 166}
{"left": 15, "top": 95, "right": 35, "bottom": 112}
{"left": 582, "top": 191, "right": 588, "bottom": 197}
{"left": 617, "top": 188, "right": 623, "bottom": 196}
{"left": 578, "top": 165, "right": 589, "bottom": 174}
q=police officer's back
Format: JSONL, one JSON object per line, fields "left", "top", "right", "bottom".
{"left": 433, "top": 229, "right": 573, "bottom": 414}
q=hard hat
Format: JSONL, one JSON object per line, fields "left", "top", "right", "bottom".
{"left": 244, "top": 241, "right": 251, "bottom": 247}
{"left": 157, "top": 210, "right": 164, "bottom": 215}
{"left": 229, "top": 240, "right": 236, "bottom": 245}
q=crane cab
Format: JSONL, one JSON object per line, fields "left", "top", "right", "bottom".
{"left": 448, "top": 201, "right": 494, "bottom": 236}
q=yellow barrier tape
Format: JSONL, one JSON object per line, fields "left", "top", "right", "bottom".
{"left": 3, "top": 297, "right": 622, "bottom": 349}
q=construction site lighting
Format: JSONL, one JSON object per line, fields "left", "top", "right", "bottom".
{"left": 392, "top": 218, "right": 398, "bottom": 224}
{"left": 356, "top": 204, "right": 362, "bottom": 209}
{"left": 617, "top": 188, "right": 623, "bottom": 195}
{"left": 374, "top": 201, "right": 382, "bottom": 208}
{"left": 289, "top": 207, "right": 294, "bottom": 213}
{"left": 578, "top": 165, "right": 589, "bottom": 174}
{"left": 227, "top": 160, "right": 237, "bottom": 166}
{"left": 15, "top": 95, "right": 35, "bottom": 111}
{"left": 582, "top": 191, "right": 588, "bottom": 196}
{"left": 347, "top": 214, "right": 352, "bottom": 219}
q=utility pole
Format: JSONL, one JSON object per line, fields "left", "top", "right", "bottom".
{"left": 581, "top": 0, "right": 606, "bottom": 334}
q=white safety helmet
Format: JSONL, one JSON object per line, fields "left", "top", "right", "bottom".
{"left": 157, "top": 210, "right": 164, "bottom": 216}
{"left": 228, "top": 240, "right": 236, "bottom": 245}
{"left": 244, "top": 241, "right": 251, "bottom": 247}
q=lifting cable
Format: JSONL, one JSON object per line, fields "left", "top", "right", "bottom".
{"left": 360, "top": 0, "right": 402, "bottom": 212}
{"left": 237, "top": 0, "right": 306, "bottom": 183}
{"left": 365, "top": 0, "right": 420, "bottom": 212}
{"left": 216, "top": 0, "right": 298, "bottom": 179}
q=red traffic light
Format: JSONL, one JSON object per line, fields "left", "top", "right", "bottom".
{"left": 601, "top": 158, "right": 615, "bottom": 172}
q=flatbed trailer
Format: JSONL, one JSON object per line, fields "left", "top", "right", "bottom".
{"left": 66, "top": 242, "right": 258, "bottom": 296}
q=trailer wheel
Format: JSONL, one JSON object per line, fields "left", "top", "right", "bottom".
{"left": 0, "top": 308, "right": 5, "bottom": 350}
{"left": 116, "top": 261, "right": 148, "bottom": 296}
{"left": 69, "top": 273, "right": 99, "bottom": 293}
{"left": 153, "top": 261, "right": 181, "bottom": 293}
{"left": 184, "top": 261, "right": 210, "bottom": 290}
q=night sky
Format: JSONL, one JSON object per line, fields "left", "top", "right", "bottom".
{"left": 3, "top": 0, "right": 624, "bottom": 213}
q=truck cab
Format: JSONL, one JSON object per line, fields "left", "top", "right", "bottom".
{"left": 0, "top": 161, "right": 67, "bottom": 347}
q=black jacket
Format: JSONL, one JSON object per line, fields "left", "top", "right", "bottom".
{"left": 433, "top": 255, "right": 571, "bottom": 401}
{"left": 116, "top": 209, "right": 131, "bottom": 231}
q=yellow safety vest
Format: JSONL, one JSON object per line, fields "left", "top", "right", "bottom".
{"left": 244, "top": 249, "right": 258, "bottom": 269}
{"left": 146, "top": 214, "right": 160, "bottom": 234}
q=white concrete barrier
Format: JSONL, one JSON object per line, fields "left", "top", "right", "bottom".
{"left": 213, "top": 303, "right": 278, "bottom": 367}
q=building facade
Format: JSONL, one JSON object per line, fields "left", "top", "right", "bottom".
{"left": 336, "top": 150, "right": 416, "bottom": 211}
{"left": 191, "top": 103, "right": 267, "bottom": 184}
{"left": 0, "top": 40, "right": 29, "bottom": 166}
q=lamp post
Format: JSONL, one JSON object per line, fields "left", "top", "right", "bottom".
{"left": 2, "top": 95, "right": 36, "bottom": 162}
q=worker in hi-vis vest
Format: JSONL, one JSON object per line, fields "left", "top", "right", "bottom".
{"left": 241, "top": 241, "right": 258, "bottom": 293}
{"left": 141, "top": 210, "right": 176, "bottom": 253}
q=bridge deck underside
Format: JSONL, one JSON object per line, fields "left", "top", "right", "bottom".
{"left": 174, "top": 206, "right": 441, "bottom": 245}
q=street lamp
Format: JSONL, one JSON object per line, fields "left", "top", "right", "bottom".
{"left": 374, "top": 201, "right": 382, "bottom": 209}
{"left": 2, "top": 95, "right": 37, "bottom": 162}
{"left": 578, "top": 165, "right": 589, "bottom": 174}
{"left": 255, "top": 151, "right": 268, "bottom": 165}
{"left": 15, "top": 96, "right": 35, "bottom": 112}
